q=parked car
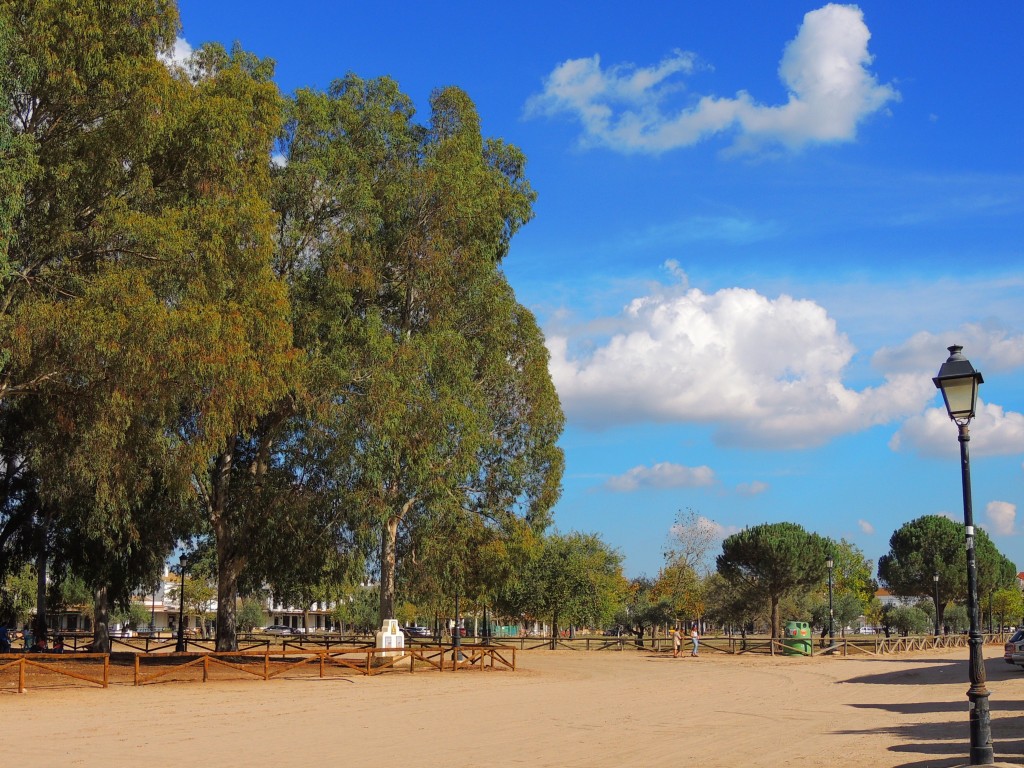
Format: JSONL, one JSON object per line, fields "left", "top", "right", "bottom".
{"left": 1003, "top": 628, "right": 1024, "bottom": 664}
{"left": 402, "top": 625, "right": 432, "bottom": 638}
{"left": 262, "top": 625, "right": 293, "bottom": 635}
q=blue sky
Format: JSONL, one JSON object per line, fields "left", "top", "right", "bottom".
{"left": 174, "top": 1, "right": 1024, "bottom": 579}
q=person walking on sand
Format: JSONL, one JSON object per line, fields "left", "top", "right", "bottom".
{"left": 690, "top": 625, "right": 700, "bottom": 657}
{"left": 671, "top": 626, "right": 682, "bottom": 658}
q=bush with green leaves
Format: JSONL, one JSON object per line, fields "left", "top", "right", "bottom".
{"left": 883, "top": 605, "right": 931, "bottom": 636}
{"left": 236, "top": 599, "right": 268, "bottom": 632}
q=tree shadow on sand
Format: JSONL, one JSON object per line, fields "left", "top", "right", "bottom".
{"left": 842, "top": 656, "right": 1024, "bottom": 686}
{"left": 835, "top": 657, "right": 1024, "bottom": 766}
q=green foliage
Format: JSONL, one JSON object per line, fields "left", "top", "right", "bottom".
{"left": 944, "top": 604, "right": 968, "bottom": 632}
{"left": 716, "top": 522, "right": 831, "bottom": 638}
{"left": 111, "top": 601, "right": 152, "bottom": 631}
{"left": 272, "top": 75, "right": 561, "bottom": 624}
{"left": 878, "top": 515, "right": 963, "bottom": 614}
{"left": 168, "top": 572, "right": 217, "bottom": 622}
{"left": 703, "top": 571, "right": 763, "bottom": 631}
{"left": 48, "top": 573, "right": 93, "bottom": 616}
{"left": 831, "top": 593, "right": 864, "bottom": 634}
{"left": 513, "top": 532, "right": 625, "bottom": 636}
{"left": 654, "top": 560, "right": 703, "bottom": 622}
{"left": 991, "top": 588, "right": 1024, "bottom": 628}
{"left": 0, "top": 563, "right": 34, "bottom": 623}
{"left": 878, "top": 514, "right": 1016, "bottom": 628}
{"left": 828, "top": 539, "right": 877, "bottom": 606}
{"left": 617, "top": 576, "right": 673, "bottom": 642}
{"left": 975, "top": 537, "right": 1018, "bottom": 599}
{"left": 1, "top": 4, "right": 560, "bottom": 653}
{"left": 1, "top": 1, "right": 293, "bottom": 650}
{"left": 806, "top": 593, "right": 864, "bottom": 638}
{"left": 236, "top": 598, "right": 267, "bottom": 632}
{"left": 883, "top": 604, "right": 932, "bottom": 636}
{"left": 329, "top": 585, "right": 379, "bottom": 634}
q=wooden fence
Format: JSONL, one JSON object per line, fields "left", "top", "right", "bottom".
{"left": 132, "top": 645, "right": 516, "bottom": 685}
{"left": 441, "top": 631, "right": 1008, "bottom": 656}
{"left": 1, "top": 630, "right": 1002, "bottom": 692}
{"left": 0, "top": 652, "right": 109, "bottom": 691}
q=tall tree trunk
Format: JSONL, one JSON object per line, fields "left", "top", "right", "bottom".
{"left": 90, "top": 585, "right": 110, "bottom": 652}
{"left": 214, "top": 522, "right": 242, "bottom": 651}
{"left": 771, "top": 597, "right": 780, "bottom": 640}
{"left": 379, "top": 514, "right": 400, "bottom": 623}
{"left": 379, "top": 495, "right": 416, "bottom": 624}
{"left": 210, "top": 442, "right": 244, "bottom": 651}
{"left": 34, "top": 528, "right": 47, "bottom": 642}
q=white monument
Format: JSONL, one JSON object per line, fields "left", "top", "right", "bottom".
{"left": 375, "top": 619, "right": 405, "bottom": 658}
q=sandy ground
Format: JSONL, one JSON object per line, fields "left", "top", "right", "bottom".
{"left": 3, "top": 644, "right": 1023, "bottom": 767}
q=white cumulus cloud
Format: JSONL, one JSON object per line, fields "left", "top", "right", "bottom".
{"left": 986, "top": 501, "right": 1016, "bottom": 536}
{"left": 890, "top": 401, "right": 1024, "bottom": 457}
{"left": 525, "top": 3, "right": 898, "bottom": 154}
{"left": 547, "top": 277, "right": 930, "bottom": 448}
{"left": 606, "top": 462, "right": 715, "bottom": 492}
{"left": 873, "top": 326, "right": 1024, "bottom": 376}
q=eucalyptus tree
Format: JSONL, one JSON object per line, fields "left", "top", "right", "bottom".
{"left": 272, "top": 75, "right": 563, "bottom": 626}
{"left": 1, "top": 0, "right": 295, "bottom": 649}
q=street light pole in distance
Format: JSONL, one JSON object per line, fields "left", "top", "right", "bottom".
{"left": 175, "top": 555, "right": 188, "bottom": 653}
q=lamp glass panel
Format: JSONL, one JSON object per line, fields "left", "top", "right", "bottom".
{"left": 939, "top": 377, "right": 977, "bottom": 417}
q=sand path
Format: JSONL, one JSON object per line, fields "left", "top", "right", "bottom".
{"left": 4, "top": 645, "right": 1023, "bottom": 767}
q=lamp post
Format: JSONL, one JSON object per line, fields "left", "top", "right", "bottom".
{"left": 934, "top": 573, "right": 940, "bottom": 637}
{"left": 933, "top": 344, "right": 993, "bottom": 765}
{"left": 175, "top": 555, "right": 187, "bottom": 653}
{"left": 826, "top": 557, "right": 834, "bottom": 644}
{"left": 453, "top": 593, "right": 461, "bottom": 651}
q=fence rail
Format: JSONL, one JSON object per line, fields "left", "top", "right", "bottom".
{"left": 1, "top": 630, "right": 1001, "bottom": 692}
{"left": 0, "top": 652, "right": 109, "bottom": 691}
{"left": 425, "top": 631, "right": 1008, "bottom": 655}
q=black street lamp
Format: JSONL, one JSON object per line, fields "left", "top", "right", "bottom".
{"left": 826, "top": 557, "right": 834, "bottom": 644}
{"left": 933, "top": 572, "right": 940, "bottom": 637}
{"left": 453, "top": 593, "right": 461, "bottom": 651}
{"left": 933, "top": 344, "right": 993, "bottom": 765}
{"left": 175, "top": 555, "right": 188, "bottom": 653}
